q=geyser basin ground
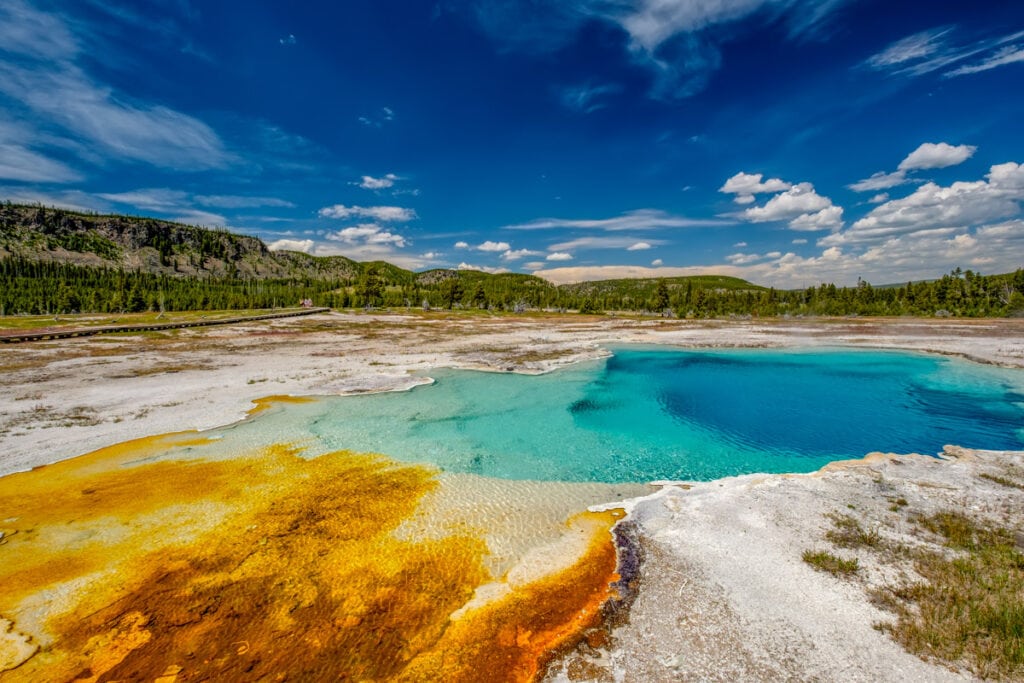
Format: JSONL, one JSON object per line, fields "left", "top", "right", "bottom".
{"left": 217, "top": 347, "right": 1024, "bottom": 482}
{"left": 1, "top": 340, "right": 1023, "bottom": 681}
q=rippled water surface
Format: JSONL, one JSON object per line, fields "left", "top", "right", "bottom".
{"left": 216, "top": 348, "right": 1024, "bottom": 482}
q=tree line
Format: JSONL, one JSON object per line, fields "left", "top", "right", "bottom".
{"left": 1, "top": 257, "right": 1022, "bottom": 318}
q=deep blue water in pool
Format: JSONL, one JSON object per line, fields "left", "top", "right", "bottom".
{"left": 226, "top": 348, "right": 1024, "bottom": 482}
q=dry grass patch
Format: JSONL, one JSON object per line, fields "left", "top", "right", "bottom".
{"left": 979, "top": 472, "right": 1024, "bottom": 491}
{"left": 2, "top": 403, "right": 103, "bottom": 432}
{"left": 473, "top": 345, "right": 578, "bottom": 364}
{"left": 0, "top": 355, "right": 54, "bottom": 373}
{"left": 109, "top": 362, "right": 214, "bottom": 378}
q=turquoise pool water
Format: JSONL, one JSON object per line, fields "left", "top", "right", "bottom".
{"left": 218, "top": 348, "right": 1024, "bottom": 483}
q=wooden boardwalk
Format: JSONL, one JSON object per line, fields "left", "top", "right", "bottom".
{"left": 0, "top": 308, "right": 332, "bottom": 344}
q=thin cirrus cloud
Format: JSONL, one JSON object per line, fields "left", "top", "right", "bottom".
{"left": 0, "top": 119, "right": 82, "bottom": 182}
{"left": 0, "top": 186, "right": 106, "bottom": 213}
{"left": 864, "top": 27, "right": 952, "bottom": 71}
{"left": 97, "top": 188, "right": 292, "bottom": 225}
{"left": 358, "top": 107, "right": 395, "bottom": 128}
{"left": 98, "top": 188, "right": 192, "bottom": 212}
{"left": 318, "top": 204, "right": 417, "bottom": 222}
{"left": 864, "top": 25, "right": 1024, "bottom": 79}
{"left": 947, "top": 45, "right": 1024, "bottom": 77}
{"left": 194, "top": 195, "right": 295, "bottom": 209}
{"left": 559, "top": 82, "right": 622, "bottom": 113}
{"left": 0, "top": 0, "right": 232, "bottom": 176}
{"left": 0, "top": 142, "right": 82, "bottom": 183}
{"left": 459, "top": 0, "right": 849, "bottom": 99}
{"left": 849, "top": 142, "right": 977, "bottom": 192}
{"left": 97, "top": 188, "right": 230, "bottom": 227}
{"left": 504, "top": 209, "right": 727, "bottom": 231}
{"left": 172, "top": 209, "right": 230, "bottom": 228}
{"left": 548, "top": 236, "right": 665, "bottom": 251}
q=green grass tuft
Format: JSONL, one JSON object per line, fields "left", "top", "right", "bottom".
{"left": 802, "top": 549, "right": 860, "bottom": 576}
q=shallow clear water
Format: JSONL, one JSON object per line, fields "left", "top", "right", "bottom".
{"left": 212, "top": 347, "right": 1024, "bottom": 483}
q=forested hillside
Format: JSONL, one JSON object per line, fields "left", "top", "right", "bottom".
{"left": 0, "top": 203, "right": 361, "bottom": 280}
{"left": 1, "top": 203, "right": 1022, "bottom": 317}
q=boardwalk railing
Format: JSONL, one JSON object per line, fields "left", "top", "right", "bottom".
{"left": 0, "top": 308, "right": 332, "bottom": 344}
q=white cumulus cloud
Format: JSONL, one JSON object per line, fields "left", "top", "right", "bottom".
{"left": 741, "top": 182, "right": 843, "bottom": 230}
{"left": 457, "top": 262, "right": 509, "bottom": 274}
{"left": 825, "top": 162, "right": 1024, "bottom": 247}
{"left": 898, "top": 142, "right": 977, "bottom": 171}
{"left": 327, "top": 223, "right": 407, "bottom": 247}
{"left": 358, "top": 173, "right": 399, "bottom": 190}
{"left": 789, "top": 205, "right": 845, "bottom": 231}
{"left": 268, "top": 238, "right": 314, "bottom": 253}
{"left": 849, "top": 141, "right": 976, "bottom": 193}
{"left": 476, "top": 240, "right": 511, "bottom": 252}
{"left": 546, "top": 252, "right": 573, "bottom": 261}
{"left": 719, "top": 171, "right": 792, "bottom": 204}
{"left": 502, "top": 248, "right": 541, "bottom": 261}
{"left": 627, "top": 242, "right": 652, "bottom": 251}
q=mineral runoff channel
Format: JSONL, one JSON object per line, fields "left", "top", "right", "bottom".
{"left": 0, "top": 420, "right": 648, "bottom": 682}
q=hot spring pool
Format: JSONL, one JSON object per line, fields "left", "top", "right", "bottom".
{"left": 200, "top": 347, "right": 1024, "bottom": 482}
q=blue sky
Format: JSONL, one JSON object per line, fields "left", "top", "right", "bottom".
{"left": 1, "top": 0, "right": 1023, "bottom": 286}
